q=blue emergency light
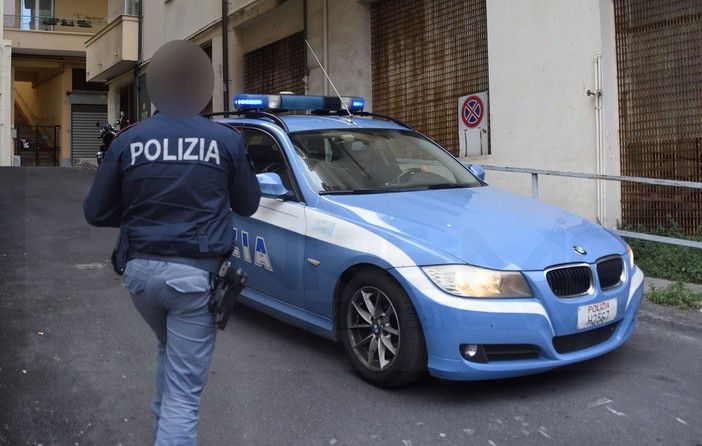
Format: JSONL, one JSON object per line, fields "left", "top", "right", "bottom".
{"left": 233, "top": 94, "right": 365, "bottom": 113}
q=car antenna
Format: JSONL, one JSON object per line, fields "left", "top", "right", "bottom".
{"left": 304, "top": 38, "right": 353, "bottom": 120}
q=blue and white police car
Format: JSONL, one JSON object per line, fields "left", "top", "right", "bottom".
{"left": 217, "top": 93, "right": 644, "bottom": 388}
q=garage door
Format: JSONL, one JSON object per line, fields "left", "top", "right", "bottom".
{"left": 71, "top": 104, "right": 107, "bottom": 161}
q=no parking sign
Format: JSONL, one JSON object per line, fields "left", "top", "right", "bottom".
{"left": 461, "top": 95, "right": 484, "bottom": 128}
{"left": 458, "top": 92, "right": 489, "bottom": 156}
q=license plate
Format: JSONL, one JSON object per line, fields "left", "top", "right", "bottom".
{"left": 577, "top": 298, "right": 617, "bottom": 329}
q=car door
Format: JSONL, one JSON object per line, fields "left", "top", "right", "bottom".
{"left": 230, "top": 128, "right": 307, "bottom": 312}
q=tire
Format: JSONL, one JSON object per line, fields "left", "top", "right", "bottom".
{"left": 340, "top": 269, "right": 427, "bottom": 388}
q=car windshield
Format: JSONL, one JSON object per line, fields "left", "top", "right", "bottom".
{"left": 289, "top": 129, "right": 482, "bottom": 194}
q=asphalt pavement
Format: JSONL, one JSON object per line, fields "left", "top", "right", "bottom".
{"left": 1, "top": 167, "right": 701, "bottom": 446}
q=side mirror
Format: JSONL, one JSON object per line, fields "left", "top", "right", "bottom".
{"left": 256, "top": 172, "right": 288, "bottom": 198}
{"left": 465, "top": 163, "right": 486, "bottom": 182}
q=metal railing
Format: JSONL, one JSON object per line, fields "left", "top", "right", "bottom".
{"left": 479, "top": 164, "right": 702, "bottom": 249}
{"left": 15, "top": 125, "right": 61, "bottom": 167}
{"left": 3, "top": 14, "right": 107, "bottom": 33}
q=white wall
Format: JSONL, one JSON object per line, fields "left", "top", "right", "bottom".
{"left": 472, "top": 0, "right": 621, "bottom": 227}
{"left": 3, "top": 0, "right": 14, "bottom": 16}
{"left": 304, "top": 0, "right": 372, "bottom": 104}
{"left": 1, "top": 0, "right": 14, "bottom": 166}
{"left": 239, "top": 0, "right": 303, "bottom": 54}
{"left": 229, "top": 0, "right": 372, "bottom": 106}
{"left": 140, "top": 0, "right": 225, "bottom": 61}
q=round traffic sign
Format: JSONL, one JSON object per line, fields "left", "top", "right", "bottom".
{"left": 461, "top": 95, "right": 484, "bottom": 128}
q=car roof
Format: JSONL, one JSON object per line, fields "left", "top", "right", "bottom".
{"left": 218, "top": 114, "right": 409, "bottom": 133}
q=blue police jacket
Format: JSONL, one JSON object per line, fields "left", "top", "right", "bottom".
{"left": 83, "top": 112, "right": 261, "bottom": 259}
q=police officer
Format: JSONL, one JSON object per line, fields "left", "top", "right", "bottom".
{"left": 83, "top": 40, "right": 261, "bottom": 445}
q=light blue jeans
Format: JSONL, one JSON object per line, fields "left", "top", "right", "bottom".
{"left": 123, "top": 259, "right": 217, "bottom": 446}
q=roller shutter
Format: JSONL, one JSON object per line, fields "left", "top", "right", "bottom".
{"left": 71, "top": 104, "right": 107, "bottom": 161}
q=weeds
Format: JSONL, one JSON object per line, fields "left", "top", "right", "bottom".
{"left": 621, "top": 219, "right": 702, "bottom": 284}
{"left": 646, "top": 281, "right": 702, "bottom": 309}
{"left": 620, "top": 218, "right": 702, "bottom": 309}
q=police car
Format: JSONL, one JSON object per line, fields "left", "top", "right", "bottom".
{"left": 217, "top": 93, "right": 644, "bottom": 388}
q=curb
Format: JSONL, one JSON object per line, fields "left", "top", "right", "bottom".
{"left": 644, "top": 277, "right": 702, "bottom": 294}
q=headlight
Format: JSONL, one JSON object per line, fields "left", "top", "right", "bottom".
{"left": 625, "top": 243, "right": 635, "bottom": 269}
{"left": 422, "top": 264, "right": 532, "bottom": 298}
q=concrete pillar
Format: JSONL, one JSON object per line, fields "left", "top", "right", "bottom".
{"left": 229, "top": 28, "right": 245, "bottom": 101}
{"left": 0, "top": 39, "right": 12, "bottom": 167}
{"left": 305, "top": 0, "right": 372, "bottom": 109}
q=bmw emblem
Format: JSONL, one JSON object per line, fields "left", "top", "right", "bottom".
{"left": 573, "top": 246, "right": 587, "bottom": 256}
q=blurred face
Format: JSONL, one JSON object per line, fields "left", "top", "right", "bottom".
{"left": 146, "top": 40, "right": 214, "bottom": 119}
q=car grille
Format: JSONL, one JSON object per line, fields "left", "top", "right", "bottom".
{"left": 552, "top": 321, "right": 619, "bottom": 354}
{"left": 484, "top": 344, "right": 539, "bottom": 361}
{"left": 597, "top": 257, "right": 625, "bottom": 290}
{"left": 546, "top": 265, "right": 592, "bottom": 297}
{"left": 546, "top": 256, "right": 625, "bottom": 297}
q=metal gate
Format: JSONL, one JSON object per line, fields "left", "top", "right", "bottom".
{"left": 614, "top": 0, "right": 702, "bottom": 234}
{"left": 243, "top": 32, "right": 305, "bottom": 95}
{"left": 371, "top": 0, "right": 489, "bottom": 155}
{"left": 71, "top": 104, "right": 107, "bottom": 161}
{"left": 14, "top": 125, "right": 61, "bottom": 166}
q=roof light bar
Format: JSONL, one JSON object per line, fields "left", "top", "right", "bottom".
{"left": 233, "top": 94, "right": 365, "bottom": 113}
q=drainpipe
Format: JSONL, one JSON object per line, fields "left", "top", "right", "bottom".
{"left": 589, "top": 53, "right": 605, "bottom": 224}
{"left": 222, "top": 0, "right": 230, "bottom": 112}
{"left": 133, "top": 2, "right": 143, "bottom": 123}
{"left": 303, "top": 0, "right": 309, "bottom": 95}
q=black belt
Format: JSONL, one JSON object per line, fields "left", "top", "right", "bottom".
{"left": 129, "top": 251, "right": 224, "bottom": 274}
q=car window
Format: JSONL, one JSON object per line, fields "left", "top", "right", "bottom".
{"left": 289, "top": 129, "right": 483, "bottom": 193}
{"left": 241, "top": 129, "right": 298, "bottom": 201}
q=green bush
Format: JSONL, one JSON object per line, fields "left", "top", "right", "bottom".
{"left": 646, "top": 281, "right": 702, "bottom": 309}
{"left": 621, "top": 219, "right": 702, "bottom": 284}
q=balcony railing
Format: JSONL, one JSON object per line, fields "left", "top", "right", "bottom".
{"left": 3, "top": 14, "right": 107, "bottom": 34}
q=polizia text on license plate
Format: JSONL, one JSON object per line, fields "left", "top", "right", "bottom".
{"left": 577, "top": 298, "right": 617, "bottom": 329}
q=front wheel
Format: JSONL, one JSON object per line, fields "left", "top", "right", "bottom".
{"left": 340, "top": 269, "right": 427, "bottom": 388}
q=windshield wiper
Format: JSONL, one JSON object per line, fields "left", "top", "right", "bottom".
{"left": 394, "top": 183, "right": 468, "bottom": 191}
{"left": 319, "top": 184, "right": 469, "bottom": 195}
{"left": 425, "top": 183, "right": 469, "bottom": 190}
{"left": 319, "top": 188, "right": 398, "bottom": 195}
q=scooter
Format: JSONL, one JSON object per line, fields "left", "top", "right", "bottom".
{"left": 96, "top": 112, "right": 126, "bottom": 165}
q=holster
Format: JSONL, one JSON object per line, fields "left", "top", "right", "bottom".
{"left": 111, "top": 228, "right": 129, "bottom": 276}
{"left": 209, "top": 261, "right": 247, "bottom": 330}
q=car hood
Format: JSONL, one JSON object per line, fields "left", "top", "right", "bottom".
{"left": 322, "top": 186, "right": 624, "bottom": 271}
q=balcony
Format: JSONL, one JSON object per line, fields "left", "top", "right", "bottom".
{"left": 85, "top": 15, "right": 139, "bottom": 83}
{"left": 3, "top": 14, "right": 108, "bottom": 57}
{"left": 3, "top": 14, "right": 107, "bottom": 32}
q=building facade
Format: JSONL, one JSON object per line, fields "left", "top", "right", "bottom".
{"left": 4, "top": 0, "right": 701, "bottom": 233}
{"left": 2, "top": 0, "right": 109, "bottom": 167}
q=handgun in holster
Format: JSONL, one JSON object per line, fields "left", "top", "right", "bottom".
{"left": 111, "top": 228, "right": 129, "bottom": 276}
{"left": 209, "top": 261, "right": 247, "bottom": 330}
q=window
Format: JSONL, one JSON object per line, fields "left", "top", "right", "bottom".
{"left": 240, "top": 129, "right": 298, "bottom": 201}
{"left": 21, "top": 0, "right": 52, "bottom": 30}
{"left": 289, "top": 129, "right": 483, "bottom": 193}
{"left": 123, "top": 0, "right": 140, "bottom": 16}
{"left": 119, "top": 84, "right": 136, "bottom": 128}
